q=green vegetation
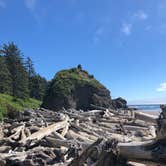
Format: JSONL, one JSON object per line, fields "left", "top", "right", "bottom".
{"left": 0, "top": 42, "right": 47, "bottom": 119}
{"left": 0, "top": 56, "right": 12, "bottom": 94}
{"left": 0, "top": 93, "right": 41, "bottom": 120}
{"left": 54, "top": 67, "right": 103, "bottom": 95}
{"left": 1, "top": 43, "right": 29, "bottom": 98}
{"left": 0, "top": 42, "right": 48, "bottom": 100}
{"left": 42, "top": 65, "right": 108, "bottom": 110}
{"left": 45, "top": 66, "right": 103, "bottom": 99}
{"left": 26, "top": 57, "right": 48, "bottom": 100}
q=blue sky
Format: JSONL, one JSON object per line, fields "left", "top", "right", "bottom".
{"left": 0, "top": 0, "right": 166, "bottom": 104}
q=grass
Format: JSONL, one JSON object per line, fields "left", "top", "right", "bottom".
{"left": 55, "top": 68, "right": 103, "bottom": 91}
{"left": 0, "top": 93, "right": 41, "bottom": 120}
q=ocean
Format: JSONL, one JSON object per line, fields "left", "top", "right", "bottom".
{"left": 128, "top": 104, "right": 161, "bottom": 112}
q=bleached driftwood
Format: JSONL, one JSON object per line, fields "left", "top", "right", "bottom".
{"left": 1, "top": 105, "right": 165, "bottom": 165}
{"left": 134, "top": 111, "right": 158, "bottom": 123}
{"left": 20, "top": 116, "right": 69, "bottom": 144}
{"left": 118, "top": 140, "right": 155, "bottom": 160}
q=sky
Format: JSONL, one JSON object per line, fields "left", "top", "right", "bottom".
{"left": 0, "top": 0, "right": 166, "bottom": 104}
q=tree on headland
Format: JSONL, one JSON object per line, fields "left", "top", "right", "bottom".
{"left": 25, "top": 57, "right": 35, "bottom": 97}
{"left": 77, "top": 64, "right": 82, "bottom": 70}
{"left": 29, "top": 74, "right": 48, "bottom": 100}
{"left": 1, "top": 42, "right": 29, "bottom": 99}
{"left": 0, "top": 56, "right": 12, "bottom": 94}
{"left": 25, "top": 57, "right": 35, "bottom": 77}
{"left": 25, "top": 57, "right": 48, "bottom": 100}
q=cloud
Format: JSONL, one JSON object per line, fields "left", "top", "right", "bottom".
{"left": 134, "top": 10, "right": 148, "bottom": 20}
{"left": 92, "top": 27, "right": 104, "bottom": 44}
{"left": 0, "top": 0, "right": 6, "bottom": 8}
{"left": 157, "top": 83, "right": 166, "bottom": 92}
{"left": 24, "top": 0, "right": 37, "bottom": 12}
{"left": 24, "top": 0, "right": 42, "bottom": 23}
{"left": 121, "top": 23, "right": 132, "bottom": 35}
{"left": 120, "top": 10, "right": 148, "bottom": 36}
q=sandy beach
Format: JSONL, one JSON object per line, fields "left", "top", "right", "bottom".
{"left": 136, "top": 110, "right": 160, "bottom": 116}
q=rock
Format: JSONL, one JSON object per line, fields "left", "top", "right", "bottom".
{"left": 42, "top": 66, "right": 114, "bottom": 111}
{"left": 112, "top": 97, "right": 127, "bottom": 109}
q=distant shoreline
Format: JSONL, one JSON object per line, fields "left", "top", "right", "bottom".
{"left": 128, "top": 104, "right": 161, "bottom": 115}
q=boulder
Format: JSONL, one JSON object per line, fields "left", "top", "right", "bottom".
{"left": 112, "top": 97, "right": 127, "bottom": 109}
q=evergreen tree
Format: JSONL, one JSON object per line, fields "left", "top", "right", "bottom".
{"left": 25, "top": 57, "right": 48, "bottom": 100}
{"left": 0, "top": 56, "right": 12, "bottom": 94}
{"left": 29, "top": 74, "right": 47, "bottom": 100}
{"left": 25, "top": 57, "right": 35, "bottom": 97}
{"left": 2, "top": 43, "right": 29, "bottom": 99}
{"left": 25, "top": 57, "right": 35, "bottom": 77}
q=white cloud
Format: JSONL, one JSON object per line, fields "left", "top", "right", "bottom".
{"left": 24, "top": 0, "right": 41, "bottom": 23}
{"left": 134, "top": 10, "right": 148, "bottom": 20}
{"left": 0, "top": 0, "right": 6, "bottom": 8}
{"left": 24, "top": 0, "right": 37, "bottom": 11}
{"left": 157, "top": 83, "right": 166, "bottom": 92}
{"left": 120, "top": 10, "right": 148, "bottom": 36}
{"left": 92, "top": 27, "right": 104, "bottom": 44}
{"left": 121, "top": 23, "right": 132, "bottom": 35}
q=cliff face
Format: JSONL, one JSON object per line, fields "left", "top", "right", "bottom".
{"left": 42, "top": 66, "right": 127, "bottom": 111}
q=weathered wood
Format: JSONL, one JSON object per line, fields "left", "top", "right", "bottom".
{"left": 50, "top": 131, "right": 66, "bottom": 140}
{"left": 0, "top": 146, "right": 11, "bottom": 153}
{"left": 61, "top": 123, "right": 69, "bottom": 137}
{"left": 66, "top": 129, "right": 95, "bottom": 144}
{"left": 118, "top": 140, "right": 154, "bottom": 160}
{"left": 124, "top": 125, "right": 148, "bottom": 132}
{"left": 0, "top": 106, "right": 165, "bottom": 165}
{"left": 20, "top": 117, "right": 69, "bottom": 144}
{"left": 71, "top": 123, "right": 100, "bottom": 138}
{"left": 69, "top": 138, "right": 103, "bottom": 166}
{"left": 134, "top": 111, "right": 158, "bottom": 123}
{"left": 118, "top": 139, "right": 166, "bottom": 163}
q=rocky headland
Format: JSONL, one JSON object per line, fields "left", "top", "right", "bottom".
{"left": 42, "top": 65, "right": 127, "bottom": 111}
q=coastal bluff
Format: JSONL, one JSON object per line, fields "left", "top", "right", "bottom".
{"left": 42, "top": 65, "right": 127, "bottom": 111}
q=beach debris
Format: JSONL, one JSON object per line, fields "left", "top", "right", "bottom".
{"left": 0, "top": 106, "right": 164, "bottom": 165}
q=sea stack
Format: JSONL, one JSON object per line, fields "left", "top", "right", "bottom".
{"left": 42, "top": 65, "right": 127, "bottom": 111}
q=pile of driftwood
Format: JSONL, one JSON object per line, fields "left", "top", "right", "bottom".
{"left": 0, "top": 105, "right": 165, "bottom": 166}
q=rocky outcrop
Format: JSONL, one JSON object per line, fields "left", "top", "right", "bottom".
{"left": 112, "top": 97, "right": 127, "bottom": 109}
{"left": 42, "top": 65, "right": 127, "bottom": 111}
